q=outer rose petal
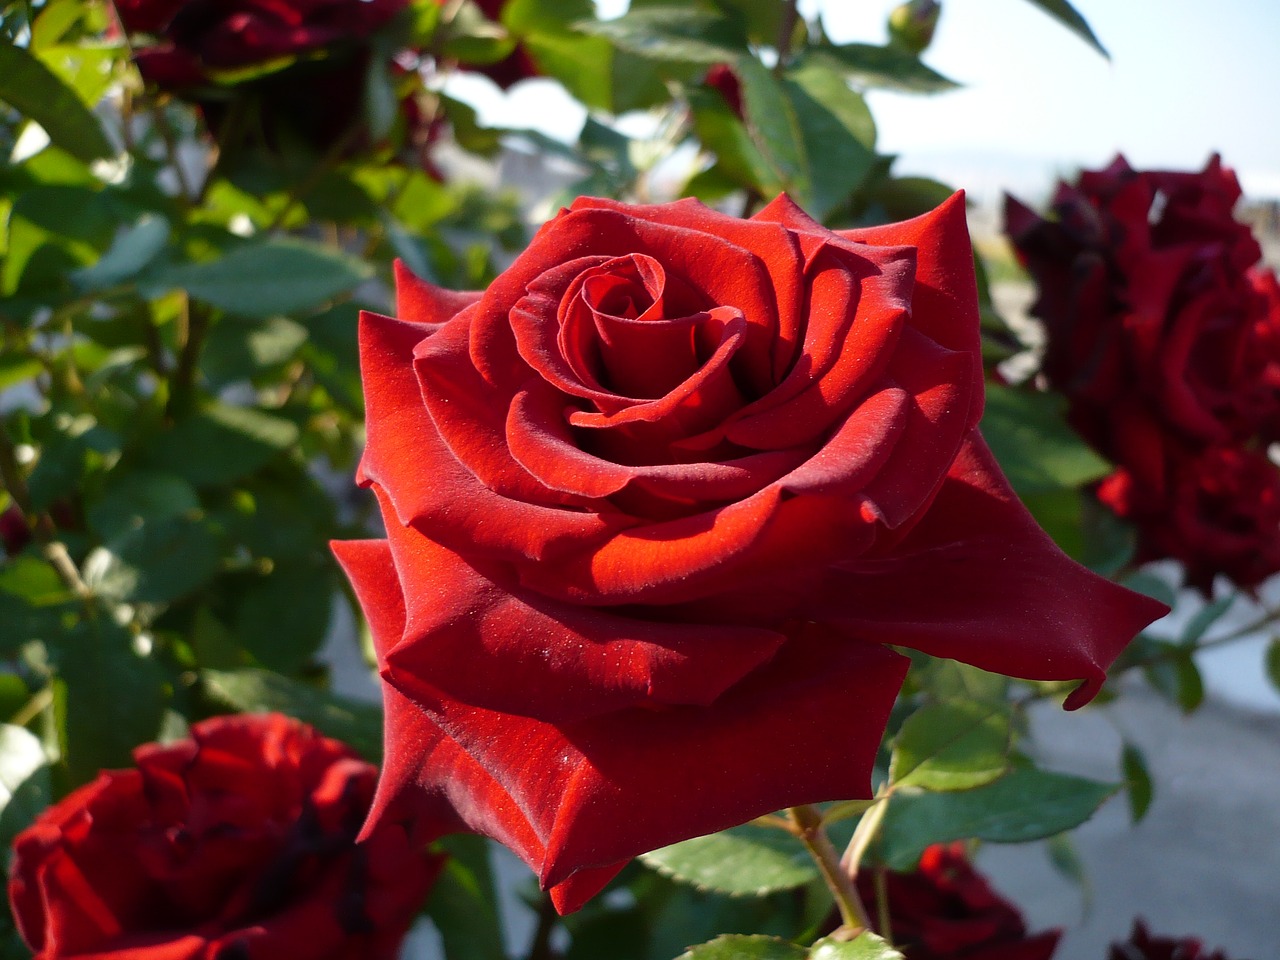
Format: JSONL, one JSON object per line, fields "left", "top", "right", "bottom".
{"left": 332, "top": 539, "right": 625, "bottom": 912}
{"left": 817, "top": 433, "right": 1168, "bottom": 708}
{"left": 335, "top": 541, "right": 907, "bottom": 897}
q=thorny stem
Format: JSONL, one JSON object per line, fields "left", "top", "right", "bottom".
{"left": 873, "top": 866, "right": 893, "bottom": 946}
{"left": 787, "top": 805, "right": 870, "bottom": 937}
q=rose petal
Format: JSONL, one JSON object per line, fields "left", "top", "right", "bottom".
{"left": 367, "top": 492, "right": 788, "bottom": 722}
{"left": 357, "top": 310, "right": 626, "bottom": 562}
{"left": 332, "top": 539, "right": 625, "bottom": 913}
{"left": 817, "top": 433, "right": 1169, "bottom": 707}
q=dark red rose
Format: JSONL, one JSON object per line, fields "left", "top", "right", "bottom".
{"left": 1, "top": 504, "right": 32, "bottom": 556}
{"left": 1107, "top": 919, "right": 1232, "bottom": 960}
{"left": 1005, "top": 155, "right": 1278, "bottom": 452}
{"left": 115, "top": 0, "right": 407, "bottom": 82}
{"left": 1005, "top": 155, "right": 1280, "bottom": 589}
{"left": 335, "top": 193, "right": 1164, "bottom": 912}
{"left": 855, "top": 844, "right": 1060, "bottom": 960}
{"left": 1098, "top": 445, "right": 1280, "bottom": 592}
{"left": 8, "top": 714, "right": 437, "bottom": 960}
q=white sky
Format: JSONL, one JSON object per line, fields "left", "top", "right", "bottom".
{"left": 446, "top": 0, "right": 1280, "bottom": 201}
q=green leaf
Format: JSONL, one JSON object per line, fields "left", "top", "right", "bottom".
{"left": 147, "top": 403, "right": 300, "bottom": 487}
{"left": 641, "top": 825, "right": 820, "bottom": 896}
{"left": 2, "top": 184, "right": 114, "bottom": 300}
{"left": 51, "top": 617, "right": 168, "bottom": 784}
{"left": 1018, "top": 0, "right": 1108, "bottom": 58}
{"left": 82, "top": 516, "right": 221, "bottom": 605}
{"left": 981, "top": 384, "right": 1112, "bottom": 496}
{"left": 577, "top": 6, "right": 745, "bottom": 64}
{"left": 0, "top": 559, "right": 73, "bottom": 652}
{"left": 0, "top": 724, "right": 52, "bottom": 852}
{"left": 821, "top": 798, "right": 877, "bottom": 826}
{"left": 70, "top": 215, "right": 170, "bottom": 292}
{"left": 1142, "top": 648, "right": 1203, "bottom": 714}
{"left": 228, "top": 558, "right": 335, "bottom": 673}
{"left": 87, "top": 471, "right": 200, "bottom": 543}
{"left": 880, "top": 767, "right": 1117, "bottom": 869}
{"left": 0, "top": 43, "right": 113, "bottom": 163}
{"left": 1180, "top": 596, "right": 1234, "bottom": 645}
{"left": 811, "top": 934, "right": 904, "bottom": 960}
{"left": 890, "top": 701, "right": 1010, "bottom": 791}
{"left": 730, "top": 57, "right": 878, "bottom": 221}
{"left": 1119, "top": 571, "right": 1177, "bottom": 612}
{"left": 0, "top": 353, "right": 43, "bottom": 391}
{"left": 145, "top": 239, "right": 371, "bottom": 318}
{"left": 678, "top": 935, "right": 805, "bottom": 960}
{"left": 201, "top": 668, "right": 383, "bottom": 762}
{"left": 1120, "top": 742, "right": 1152, "bottom": 823}
{"left": 426, "top": 835, "right": 507, "bottom": 960}
{"left": 1265, "top": 639, "right": 1280, "bottom": 694}
{"left": 201, "top": 315, "right": 309, "bottom": 384}
{"left": 809, "top": 44, "right": 958, "bottom": 94}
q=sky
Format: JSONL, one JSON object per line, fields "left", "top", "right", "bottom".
{"left": 445, "top": 0, "right": 1280, "bottom": 203}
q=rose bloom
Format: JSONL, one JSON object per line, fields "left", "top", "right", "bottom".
{"left": 1108, "top": 919, "right": 1232, "bottom": 960}
{"left": 335, "top": 193, "right": 1164, "bottom": 912}
{"left": 1005, "top": 154, "right": 1280, "bottom": 453}
{"left": 114, "top": 0, "right": 407, "bottom": 86}
{"left": 854, "top": 844, "right": 1060, "bottom": 960}
{"left": 1097, "top": 445, "right": 1280, "bottom": 593}
{"left": 8, "top": 714, "right": 436, "bottom": 960}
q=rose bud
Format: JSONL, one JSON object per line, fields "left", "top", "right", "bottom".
{"left": 888, "top": 0, "right": 942, "bottom": 56}
{"left": 855, "top": 844, "right": 1060, "bottom": 959}
{"left": 1, "top": 504, "right": 32, "bottom": 556}
{"left": 1108, "top": 918, "right": 1232, "bottom": 960}
{"left": 705, "top": 63, "right": 745, "bottom": 120}
{"left": 8, "top": 714, "right": 438, "bottom": 960}
{"left": 335, "top": 193, "right": 1165, "bottom": 912}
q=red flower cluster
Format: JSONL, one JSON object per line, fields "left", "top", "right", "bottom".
{"left": 335, "top": 193, "right": 1162, "bottom": 911}
{"left": 114, "top": 0, "right": 407, "bottom": 89}
{"left": 856, "top": 844, "right": 1060, "bottom": 960}
{"left": 1006, "top": 155, "right": 1280, "bottom": 591}
{"left": 8, "top": 714, "right": 436, "bottom": 960}
{"left": 1107, "top": 919, "right": 1232, "bottom": 960}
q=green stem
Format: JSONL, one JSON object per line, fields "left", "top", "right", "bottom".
{"left": 773, "top": 0, "right": 801, "bottom": 75}
{"left": 166, "top": 294, "right": 208, "bottom": 420}
{"left": 840, "top": 795, "right": 888, "bottom": 883}
{"left": 788, "top": 805, "right": 870, "bottom": 937}
{"left": 524, "top": 891, "right": 558, "bottom": 960}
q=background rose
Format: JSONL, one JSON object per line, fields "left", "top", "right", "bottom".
{"left": 1098, "top": 445, "right": 1280, "bottom": 592}
{"left": 337, "top": 193, "right": 1163, "bottom": 907}
{"left": 854, "top": 844, "right": 1061, "bottom": 960}
{"left": 1107, "top": 919, "right": 1232, "bottom": 960}
{"left": 1005, "top": 154, "right": 1280, "bottom": 454}
{"left": 114, "top": 0, "right": 407, "bottom": 84}
{"left": 1006, "top": 155, "right": 1280, "bottom": 590}
{"left": 8, "top": 714, "right": 436, "bottom": 960}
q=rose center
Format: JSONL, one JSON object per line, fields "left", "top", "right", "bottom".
{"left": 569, "top": 254, "right": 711, "bottom": 399}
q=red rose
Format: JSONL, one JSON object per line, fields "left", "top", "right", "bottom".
{"left": 1107, "top": 919, "right": 1232, "bottom": 960}
{"left": 1098, "top": 445, "right": 1280, "bottom": 592}
{"left": 336, "top": 193, "right": 1163, "bottom": 911}
{"left": 8, "top": 714, "right": 436, "bottom": 960}
{"left": 704, "top": 63, "right": 745, "bottom": 119}
{"left": 855, "top": 844, "right": 1060, "bottom": 960}
{"left": 115, "top": 0, "right": 407, "bottom": 84}
{"left": 1005, "top": 155, "right": 1280, "bottom": 589}
{"left": 1004, "top": 155, "right": 1280, "bottom": 452}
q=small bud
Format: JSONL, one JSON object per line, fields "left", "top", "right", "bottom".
{"left": 887, "top": 0, "right": 941, "bottom": 56}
